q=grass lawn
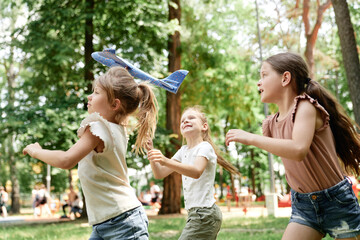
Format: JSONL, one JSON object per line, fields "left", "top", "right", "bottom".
{"left": 0, "top": 215, "right": 334, "bottom": 240}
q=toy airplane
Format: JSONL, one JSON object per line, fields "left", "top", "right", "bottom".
{"left": 91, "top": 49, "right": 188, "bottom": 94}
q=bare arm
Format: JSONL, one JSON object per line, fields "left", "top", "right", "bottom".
{"left": 23, "top": 128, "right": 101, "bottom": 169}
{"left": 145, "top": 139, "right": 174, "bottom": 179}
{"left": 226, "top": 101, "right": 319, "bottom": 161}
{"left": 148, "top": 149, "right": 208, "bottom": 179}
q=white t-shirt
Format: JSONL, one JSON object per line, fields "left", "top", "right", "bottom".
{"left": 172, "top": 141, "right": 217, "bottom": 210}
{"left": 150, "top": 184, "right": 160, "bottom": 198}
{"left": 77, "top": 112, "right": 141, "bottom": 225}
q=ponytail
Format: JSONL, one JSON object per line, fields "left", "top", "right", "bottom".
{"left": 134, "top": 83, "right": 158, "bottom": 154}
{"left": 95, "top": 66, "right": 158, "bottom": 155}
{"left": 204, "top": 135, "right": 240, "bottom": 175}
{"left": 306, "top": 80, "right": 360, "bottom": 176}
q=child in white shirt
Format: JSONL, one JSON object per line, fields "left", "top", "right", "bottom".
{"left": 147, "top": 106, "right": 239, "bottom": 240}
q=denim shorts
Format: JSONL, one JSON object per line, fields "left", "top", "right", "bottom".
{"left": 290, "top": 178, "right": 360, "bottom": 239}
{"left": 89, "top": 206, "right": 149, "bottom": 240}
{"left": 179, "top": 203, "right": 222, "bottom": 240}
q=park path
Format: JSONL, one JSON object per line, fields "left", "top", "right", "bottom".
{"left": 0, "top": 206, "right": 291, "bottom": 226}
{"left": 146, "top": 205, "right": 291, "bottom": 219}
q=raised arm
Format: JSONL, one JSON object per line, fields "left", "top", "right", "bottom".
{"left": 148, "top": 149, "right": 208, "bottom": 179}
{"left": 147, "top": 149, "right": 175, "bottom": 179}
{"left": 226, "top": 101, "right": 318, "bottom": 161}
{"left": 23, "top": 128, "right": 101, "bottom": 169}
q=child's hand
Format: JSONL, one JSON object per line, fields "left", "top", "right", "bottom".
{"left": 225, "top": 129, "right": 252, "bottom": 146}
{"left": 148, "top": 149, "right": 166, "bottom": 165}
{"left": 23, "top": 142, "right": 42, "bottom": 158}
{"left": 145, "top": 138, "right": 154, "bottom": 151}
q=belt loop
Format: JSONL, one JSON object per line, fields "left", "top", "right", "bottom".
{"left": 345, "top": 176, "right": 353, "bottom": 186}
{"left": 324, "top": 189, "right": 332, "bottom": 201}
{"left": 291, "top": 191, "right": 297, "bottom": 202}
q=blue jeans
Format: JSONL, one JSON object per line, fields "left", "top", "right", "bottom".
{"left": 290, "top": 178, "right": 360, "bottom": 239}
{"left": 89, "top": 206, "right": 149, "bottom": 240}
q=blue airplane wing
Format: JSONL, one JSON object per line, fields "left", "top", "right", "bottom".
{"left": 91, "top": 49, "right": 189, "bottom": 94}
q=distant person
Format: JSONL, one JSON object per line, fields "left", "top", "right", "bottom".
{"left": 31, "top": 185, "right": 40, "bottom": 216}
{"left": 62, "top": 186, "right": 78, "bottom": 217}
{"left": 143, "top": 190, "right": 152, "bottom": 204}
{"left": 23, "top": 66, "right": 158, "bottom": 239}
{"left": 37, "top": 184, "right": 51, "bottom": 217}
{"left": 149, "top": 181, "right": 160, "bottom": 204}
{"left": 138, "top": 191, "right": 150, "bottom": 206}
{"left": 0, "top": 186, "right": 8, "bottom": 218}
{"left": 69, "top": 194, "right": 82, "bottom": 219}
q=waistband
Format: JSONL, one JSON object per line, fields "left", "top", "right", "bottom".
{"left": 291, "top": 177, "right": 352, "bottom": 202}
{"left": 188, "top": 203, "right": 217, "bottom": 213}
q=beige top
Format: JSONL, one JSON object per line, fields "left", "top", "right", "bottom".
{"left": 77, "top": 113, "right": 141, "bottom": 225}
{"left": 262, "top": 94, "right": 344, "bottom": 193}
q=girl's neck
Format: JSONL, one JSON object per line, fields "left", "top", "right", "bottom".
{"left": 276, "top": 91, "right": 298, "bottom": 120}
{"left": 185, "top": 135, "right": 204, "bottom": 149}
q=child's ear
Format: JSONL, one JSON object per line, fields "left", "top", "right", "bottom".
{"left": 112, "top": 99, "right": 121, "bottom": 111}
{"left": 282, "top": 71, "right": 291, "bottom": 86}
{"left": 202, "top": 122, "right": 209, "bottom": 132}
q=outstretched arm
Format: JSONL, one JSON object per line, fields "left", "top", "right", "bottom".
{"left": 226, "top": 101, "right": 318, "bottom": 161}
{"left": 145, "top": 139, "right": 174, "bottom": 179}
{"left": 23, "top": 128, "right": 101, "bottom": 169}
{"left": 148, "top": 149, "right": 208, "bottom": 179}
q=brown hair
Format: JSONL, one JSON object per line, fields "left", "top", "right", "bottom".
{"left": 182, "top": 106, "right": 240, "bottom": 175}
{"left": 95, "top": 66, "right": 158, "bottom": 154}
{"left": 265, "top": 52, "right": 360, "bottom": 176}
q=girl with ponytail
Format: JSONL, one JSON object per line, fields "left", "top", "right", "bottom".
{"left": 24, "top": 66, "right": 158, "bottom": 239}
{"left": 147, "top": 105, "right": 239, "bottom": 240}
{"left": 226, "top": 52, "right": 360, "bottom": 240}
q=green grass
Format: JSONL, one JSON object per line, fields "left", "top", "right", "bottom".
{"left": 0, "top": 216, "right": 333, "bottom": 240}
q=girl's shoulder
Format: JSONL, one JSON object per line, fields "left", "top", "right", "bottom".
{"left": 198, "top": 141, "right": 214, "bottom": 150}
{"left": 262, "top": 114, "right": 277, "bottom": 137}
{"left": 77, "top": 112, "right": 126, "bottom": 151}
{"left": 196, "top": 141, "right": 217, "bottom": 162}
{"left": 77, "top": 112, "right": 110, "bottom": 137}
{"left": 292, "top": 94, "right": 330, "bottom": 130}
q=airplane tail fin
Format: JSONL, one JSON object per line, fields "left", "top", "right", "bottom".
{"left": 92, "top": 49, "right": 188, "bottom": 94}
{"left": 158, "top": 70, "right": 189, "bottom": 94}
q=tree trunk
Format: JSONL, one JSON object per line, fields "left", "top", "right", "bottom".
{"left": 250, "top": 149, "right": 256, "bottom": 195}
{"left": 4, "top": 51, "right": 21, "bottom": 214}
{"left": 230, "top": 173, "right": 235, "bottom": 202}
{"left": 160, "top": 0, "right": 182, "bottom": 215}
{"left": 302, "top": 0, "right": 332, "bottom": 79}
{"left": 84, "top": 0, "right": 94, "bottom": 94}
{"left": 79, "top": 0, "right": 94, "bottom": 220}
{"left": 9, "top": 136, "right": 20, "bottom": 213}
{"left": 331, "top": 0, "right": 360, "bottom": 126}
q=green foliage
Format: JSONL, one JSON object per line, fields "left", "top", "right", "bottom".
{"left": 91, "top": 0, "right": 170, "bottom": 74}
{"left": 1, "top": 0, "right": 358, "bottom": 200}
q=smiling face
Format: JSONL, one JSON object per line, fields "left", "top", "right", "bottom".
{"left": 180, "top": 110, "right": 207, "bottom": 139}
{"left": 258, "top": 61, "right": 284, "bottom": 104}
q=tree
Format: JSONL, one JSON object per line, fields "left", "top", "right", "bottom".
{"left": 299, "top": 0, "right": 332, "bottom": 79}
{"left": 19, "top": 0, "right": 170, "bottom": 212}
{"left": 160, "top": 0, "right": 183, "bottom": 214}
{"left": 0, "top": 0, "right": 29, "bottom": 213}
{"left": 331, "top": 0, "right": 360, "bottom": 126}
